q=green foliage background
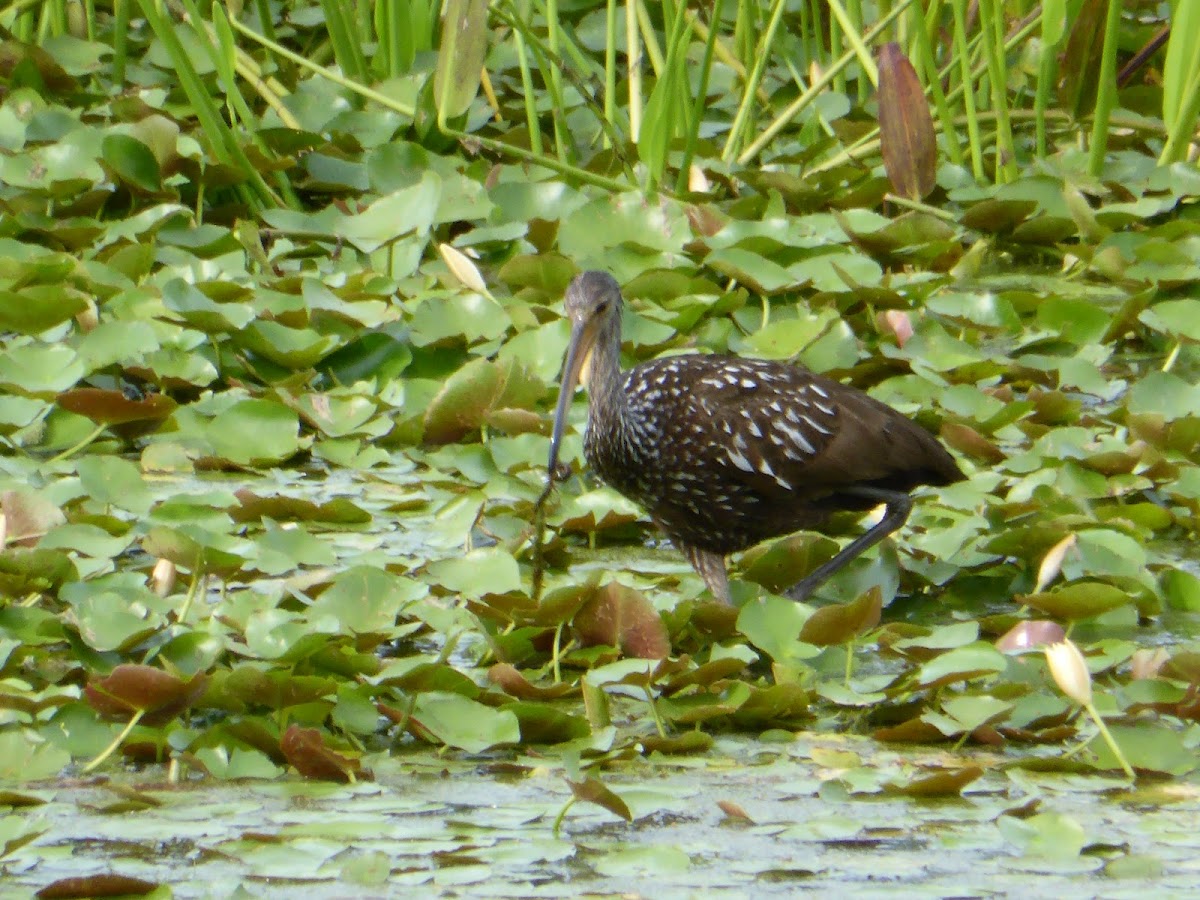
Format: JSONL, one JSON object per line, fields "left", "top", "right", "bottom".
{"left": 1, "top": 0, "right": 1200, "bottom": 889}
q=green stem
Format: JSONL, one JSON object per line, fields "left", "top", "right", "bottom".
{"left": 551, "top": 621, "right": 564, "bottom": 684}
{"left": 83, "top": 709, "right": 146, "bottom": 773}
{"left": 228, "top": 15, "right": 416, "bottom": 117}
{"left": 1087, "top": 0, "right": 1123, "bottom": 176}
{"left": 644, "top": 684, "right": 667, "bottom": 739}
{"left": 175, "top": 563, "right": 204, "bottom": 625}
{"left": 884, "top": 193, "right": 958, "bottom": 221}
{"left": 551, "top": 796, "right": 577, "bottom": 838}
{"left": 720, "top": 0, "right": 784, "bottom": 163}
{"left": 46, "top": 422, "right": 107, "bottom": 464}
{"left": 738, "top": 0, "right": 910, "bottom": 165}
{"left": 1083, "top": 699, "right": 1134, "bottom": 780}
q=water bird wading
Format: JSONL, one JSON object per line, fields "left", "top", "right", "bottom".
{"left": 543, "top": 271, "right": 965, "bottom": 605}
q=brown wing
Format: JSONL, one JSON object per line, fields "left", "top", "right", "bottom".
{"left": 683, "top": 359, "right": 838, "bottom": 497}
{"left": 679, "top": 357, "right": 961, "bottom": 501}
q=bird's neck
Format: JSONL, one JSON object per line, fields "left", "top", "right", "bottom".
{"left": 585, "top": 316, "right": 628, "bottom": 437}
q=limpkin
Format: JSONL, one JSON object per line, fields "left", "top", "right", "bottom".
{"left": 545, "top": 271, "right": 965, "bottom": 605}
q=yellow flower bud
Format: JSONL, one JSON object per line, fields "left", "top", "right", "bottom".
{"left": 1044, "top": 640, "right": 1093, "bottom": 705}
{"left": 151, "top": 558, "right": 177, "bottom": 598}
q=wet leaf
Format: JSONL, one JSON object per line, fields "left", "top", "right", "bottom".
{"left": 916, "top": 644, "right": 1008, "bottom": 689}
{"left": 306, "top": 566, "right": 425, "bottom": 633}
{"left": 1084, "top": 724, "right": 1196, "bottom": 776}
{"left": 409, "top": 692, "right": 520, "bottom": 753}
{"left": 206, "top": 399, "right": 304, "bottom": 466}
{"left": 640, "top": 731, "right": 714, "bottom": 755}
{"left": 997, "top": 811, "right": 1086, "bottom": 859}
{"left": 426, "top": 547, "right": 520, "bottom": 598}
{"left": 739, "top": 534, "right": 839, "bottom": 593}
{"left": 0, "top": 284, "right": 89, "bottom": 334}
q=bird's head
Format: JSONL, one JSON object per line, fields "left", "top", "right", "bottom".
{"left": 564, "top": 269, "right": 622, "bottom": 322}
{"left": 546, "top": 271, "right": 624, "bottom": 486}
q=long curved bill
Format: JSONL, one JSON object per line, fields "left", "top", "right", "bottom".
{"left": 545, "top": 316, "right": 599, "bottom": 489}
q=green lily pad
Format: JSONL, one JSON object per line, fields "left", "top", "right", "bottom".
{"left": 1018, "top": 582, "right": 1132, "bottom": 620}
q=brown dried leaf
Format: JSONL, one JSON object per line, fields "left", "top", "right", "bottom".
{"left": 1057, "top": 0, "right": 1108, "bottom": 116}
{"left": 885, "top": 766, "right": 984, "bottom": 797}
{"left": 717, "top": 799, "right": 755, "bottom": 822}
{"left": 229, "top": 489, "right": 371, "bottom": 525}
{"left": 574, "top": 582, "right": 670, "bottom": 660}
{"left": 85, "top": 665, "right": 207, "bottom": 725}
{"left": 1166, "top": 652, "right": 1200, "bottom": 684}
{"left": 662, "top": 657, "right": 751, "bottom": 696}
{"left": 1, "top": 490, "right": 65, "bottom": 546}
{"left": 877, "top": 42, "right": 937, "bottom": 200}
{"left": 940, "top": 422, "right": 1006, "bottom": 464}
{"left": 685, "top": 204, "right": 727, "bottom": 238}
{"left": 638, "top": 731, "right": 714, "bottom": 755}
{"left": 566, "top": 776, "right": 632, "bottom": 821}
{"left": 55, "top": 388, "right": 176, "bottom": 425}
{"left": 487, "top": 663, "right": 575, "bottom": 700}
{"left": 280, "top": 724, "right": 361, "bottom": 783}
{"left": 874, "top": 717, "right": 947, "bottom": 742}
{"left": 36, "top": 874, "right": 158, "bottom": 898}
{"left": 799, "top": 588, "right": 883, "bottom": 646}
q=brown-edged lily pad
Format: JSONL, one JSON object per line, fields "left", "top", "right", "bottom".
{"left": 229, "top": 489, "right": 370, "bottom": 525}
{"left": 574, "top": 582, "right": 671, "bottom": 660}
{"left": 85, "top": 664, "right": 207, "bottom": 726}
{"left": 56, "top": 387, "right": 177, "bottom": 425}
{"left": 36, "top": 874, "right": 159, "bottom": 899}
{"left": 566, "top": 775, "right": 632, "bottom": 822}
{"left": 799, "top": 588, "right": 883, "bottom": 646}
{"left": 885, "top": 765, "right": 985, "bottom": 796}
{"left": 280, "top": 724, "right": 362, "bottom": 782}
{"left": 488, "top": 663, "right": 577, "bottom": 700}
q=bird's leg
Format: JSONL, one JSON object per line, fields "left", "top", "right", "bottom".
{"left": 683, "top": 544, "right": 731, "bottom": 605}
{"left": 784, "top": 487, "right": 913, "bottom": 602}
